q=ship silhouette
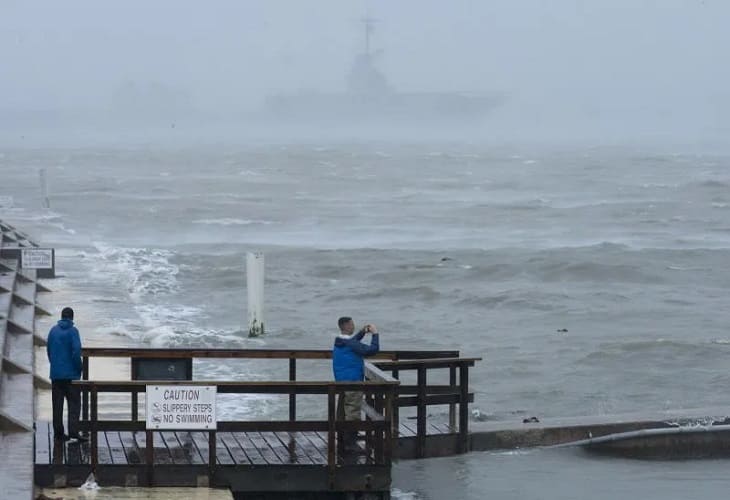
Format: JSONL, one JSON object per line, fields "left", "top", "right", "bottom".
{"left": 264, "top": 18, "right": 501, "bottom": 125}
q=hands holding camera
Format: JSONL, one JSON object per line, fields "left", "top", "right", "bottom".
{"left": 363, "top": 323, "right": 379, "bottom": 334}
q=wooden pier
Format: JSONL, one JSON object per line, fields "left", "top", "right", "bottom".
{"left": 35, "top": 348, "right": 479, "bottom": 499}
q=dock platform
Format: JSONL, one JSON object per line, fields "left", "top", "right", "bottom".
{"left": 33, "top": 349, "right": 479, "bottom": 499}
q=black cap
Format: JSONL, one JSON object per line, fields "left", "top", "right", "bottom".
{"left": 61, "top": 307, "right": 74, "bottom": 320}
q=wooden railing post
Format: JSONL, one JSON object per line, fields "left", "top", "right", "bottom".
{"left": 384, "top": 387, "right": 394, "bottom": 466}
{"left": 327, "top": 386, "right": 336, "bottom": 488}
{"left": 132, "top": 391, "right": 138, "bottom": 421}
{"left": 82, "top": 356, "right": 89, "bottom": 422}
{"left": 145, "top": 430, "right": 154, "bottom": 486}
{"left": 391, "top": 369, "right": 400, "bottom": 438}
{"left": 365, "top": 392, "right": 378, "bottom": 460}
{"left": 374, "top": 390, "right": 384, "bottom": 464}
{"left": 449, "top": 365, "right": 457, "bottom": 431}
{"left": 90, "top": 385, "right": 98, "bottom": 470}
{"left": 417, "top": 366, "right": 427, "bottom": 458}
{"left": 459, "top": 363, "right": 469, "bottom": 453}
{"left": 289, "top": 358, "right": 296, "bottom": 421}
{"left": 209, "top": 431, "right": 216, "bottom": 480}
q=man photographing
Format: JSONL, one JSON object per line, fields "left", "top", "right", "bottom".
{"left": 332, "top": 316, "right": 380, "bottom": 452}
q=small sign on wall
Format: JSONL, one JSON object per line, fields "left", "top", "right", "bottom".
{"left": 21, "top": 247, "right": 54, "bottom": 269}
{"left": 146, "top": 385, "right": 217, "bottom": 430}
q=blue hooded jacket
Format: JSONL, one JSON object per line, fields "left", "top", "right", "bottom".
{"left": 46, "top": 318, "right": 82, "bottom": 380}
{"left": 332, "top": 329, "right": 380, "bottom": 382}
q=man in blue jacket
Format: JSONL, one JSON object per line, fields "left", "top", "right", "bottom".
{"left": 332, "top": 316, "right": 380, "bottom": 451}
{"left": 47, "top": 307, "right": 85, "bottom": 442}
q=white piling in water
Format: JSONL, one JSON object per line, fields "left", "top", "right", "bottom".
{"left": 39, "top": 168, "right": 50, "bottom": 209}
{"left": 246, "top": 252, "right": 265, "bottom": 337}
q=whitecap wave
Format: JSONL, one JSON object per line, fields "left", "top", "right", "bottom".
{"left": 91, "top": 242, "right": 180, "bottom": 300}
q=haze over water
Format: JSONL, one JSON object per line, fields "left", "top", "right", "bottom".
{"left": 3, "top": 1, "right": 730, "bottom": 499}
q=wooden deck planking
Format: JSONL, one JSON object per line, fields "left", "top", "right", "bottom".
{"left": 118, "top": 431, "right": 142, "bottom": 464}
{"left": 277, "top": 431, "right": 314, "bottom": 465}
{"left": 34, "top": 424, "right": 458, "bottom": 469}
{"left": 260, "top": 431, "right": 296, "bottom": 464}
{"left": 215, "top": 432, "right": 236, "bottom": 465}
{"left": 105, "top": 431, "right": 128, "bottom": 465}
{"left": 188, "top": 431, "right": 211, "bottom": 464}
{"left": 177, "top": 431, "right": 205, "bottom": 464}
{"left": 299, "top": 431, "right": 328, "bottom": 464}
{"left": 160, "top": 431, "right": 189, "bottom": 465}
{"left": 217, "top": 432, "right": 248, "bottom": 465}
{"left": 399, "top": 422, "right": 417, "bottom": 436}
{"left": 232, "top": 432, "right": 268, "bottom": 465}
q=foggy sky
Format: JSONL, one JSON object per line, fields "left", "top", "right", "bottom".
{"left": 1, "top": 0, "right": 728, "bottom": 143}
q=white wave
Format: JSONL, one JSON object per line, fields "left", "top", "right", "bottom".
{"left": 391, "top": 488, "right": 421, "bottom": 500}
{"left": 89, "top": 242, "right": 180, "bottom": 301}
{"left": 192, "top": 218, "right": 275, "bottom": 226}
{"left": 665, "top": 265, "right": 708, "bottom": 271}
{"left": 95, "top": 324, "right": 138, "bottom": 339}
{"left": 129, "top": 325, "right": 178, "bottom": 348}
{"left": 135, "top": 303, "right": 202, "bottom": 329}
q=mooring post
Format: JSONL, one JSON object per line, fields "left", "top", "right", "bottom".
{"left": 39, "top": 168, "right": 50, "bottom": 209}
{"left": 246, "top": 252, "right": 265, "bottom": 337}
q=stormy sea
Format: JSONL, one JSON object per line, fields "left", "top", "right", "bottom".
{"left": 3, "top": 142, "right": 730, "bottom": 499}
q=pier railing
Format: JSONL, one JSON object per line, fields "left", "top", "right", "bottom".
{"left": 73, "top": 379, "right": 397, "bottom": 486}
{"left": 79, "top": 348, "right": 479, "bottom": 459}
{"left": 370, "top": 357, "right": 480, "bottom": 457}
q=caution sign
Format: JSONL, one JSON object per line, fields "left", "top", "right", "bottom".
{"left": 21, "top": 248, "right": 54, "bottom": 269}
{"left": 146, "top": 385, "right": 217, "bottom": 430}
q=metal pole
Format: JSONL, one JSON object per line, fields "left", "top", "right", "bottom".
{"left": 246, "top": 252, "right": 265, "bottom": 337}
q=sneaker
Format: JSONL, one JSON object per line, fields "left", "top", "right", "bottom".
{"left": 68, "top": 434, "right": 89, "bottom": 442}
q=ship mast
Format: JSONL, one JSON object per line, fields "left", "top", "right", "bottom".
{"left": 361, "top": 16, "right": 377, "bottom": 56}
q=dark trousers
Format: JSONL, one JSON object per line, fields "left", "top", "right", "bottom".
{"left": 52, "top": 379, "right": 80, "bottom": 439}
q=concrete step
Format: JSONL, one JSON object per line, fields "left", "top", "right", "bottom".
{"left": 4, "top": 329, "right": 33, "bottom": 374}
{"left": 0, "top": 372, "right": 34, "bottom": 430}
{"left": 8, "top": 303, "right": 34, "bottom": 334}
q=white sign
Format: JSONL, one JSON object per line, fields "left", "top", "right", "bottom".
{"left": 146, "top": 385, "right": 217, "bottom": 430}
{"left": 21, "top": 248, "right": 53, "bottom": 269}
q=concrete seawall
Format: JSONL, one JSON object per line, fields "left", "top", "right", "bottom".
{"left": 469, "top": 408, "right": 730, "bottom": 458}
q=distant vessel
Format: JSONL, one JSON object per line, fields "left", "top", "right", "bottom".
{"left": 264, "top": 18, "right": 501, "bottom": 125}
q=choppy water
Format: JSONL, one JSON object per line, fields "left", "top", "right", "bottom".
{"left": 3, "top": 143, "right": 730, "bottom": 498}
